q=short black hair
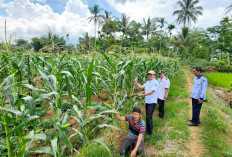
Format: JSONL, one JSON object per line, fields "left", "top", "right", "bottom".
{"left": 193, "top": 67, "right": 202, "bottom": 73}
{"left": 133, "top": 107, "right": 141, "bottom": 114}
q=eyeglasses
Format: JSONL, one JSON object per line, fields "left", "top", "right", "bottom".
{"left": 147, "top": 73, "right": 152, "bottom": 75}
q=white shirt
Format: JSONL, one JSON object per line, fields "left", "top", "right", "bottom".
{"left": 157, "top": 76, "right": 170, "bottom": 100}
{"left": 142, "top": 78, "right": 159, "bottom": 104}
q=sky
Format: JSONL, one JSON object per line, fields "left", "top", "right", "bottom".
{"left": 0, "top": 0, "right": 231, "bottom": 44}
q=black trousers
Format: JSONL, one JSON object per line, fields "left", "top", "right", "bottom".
{"left": 145, "top": 103, "right": 156, "bottom": 135}
{"left": 158, "top": 99, "right": 165, "bottom": 118}
{"left": 120, "top": 137, "right": 144, "bottom": 156}
{"left": 192, "top": 98, "right": 202, "bottom": 124}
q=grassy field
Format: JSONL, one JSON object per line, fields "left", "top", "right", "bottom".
{"left": 201, "top": 87, "right": 232, "bottom": 157}
{"left": 143, "top": 70, "right": 190, "bottom": 156}
{"left": 204, "top": 73, "right": 232, "bottom": 89}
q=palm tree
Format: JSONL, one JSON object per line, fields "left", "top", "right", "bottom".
{"left": 173, "top": 27, "right": 191, "bottom": 58}
{"left": 100, "top": 10, "right": 113, "bottom": 26}
{"left": 88, "top": 4, "right": 103, "bottom": 48}
{"left": 117, "top": 14, "right": 131, "bottom": 52}
{"left": 157, "top": 17, "right": 167, "bottom": 53}
{"left": 173, "top": 0, "right": 203, "bottom": 27}
{"left": 142, "top": 17, "right": 158, "bottom": 40}
{"left": 167, "top": 24, "right": 176, "bottom": 57}
{"left": 172, "top": 27, "right": 201, "bottom": 58}
{"left": 225, "top": 4, "right": 232, "bottom": 15}
{"left": 79, "top": 32, "right": 91, "bottom": 53}
{"left": 167, "top": 23, "right": 176, "bottom": 35}
{"left": 119, "top": 14, "right": 131, "bottom": 38}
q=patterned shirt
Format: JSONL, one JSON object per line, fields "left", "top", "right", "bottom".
{"left": 125, "top": 115, "right": 146, "bottom": 140}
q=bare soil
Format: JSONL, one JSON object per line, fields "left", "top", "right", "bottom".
{"left": 183, "top": 68, "right": 205, "bottom": 157}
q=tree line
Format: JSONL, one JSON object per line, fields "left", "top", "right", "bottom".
{"left": 0, "top": 0, "right": 231, "bottom": 65}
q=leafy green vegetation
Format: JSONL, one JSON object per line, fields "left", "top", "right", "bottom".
{"left": 0, "top": 0, "right": 232, "bottom": 156}
{"left": 144, "top": 71, "right": 190, "bottom": 156}
{"left": 0, "top": 52, "right": 180, "bottom": 156}
{"left": 204, "top": 73, "right": 232, "bottom": 89}
{"left": 201, "top": 91, "right": 232, "bottom": 157}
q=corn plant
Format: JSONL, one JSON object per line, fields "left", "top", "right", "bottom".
{"left": 0, "top": 52, "right": 181, "bottom": 156}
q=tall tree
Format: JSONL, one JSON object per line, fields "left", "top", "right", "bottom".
{"left": 167, "top": 23, "right": 176, "bottom": 35}
{"left": 31, "top": 37, "right": 42, "bottom": 52}
{"left": 127, "top": 20, "right": 143, "bottom": 45}
{"left": 167, "top": 24, "right": 176, "bottom": 57}
{"left": 88, "top": 4, "right": 103, "bottom": 48}
{"left": 157, "top": 17, "right": 167, "bottom": 53}
{"left": 118, "top": 14, "right": 131, "bottom": 38}
{"left": 117, "top": 14, "right": 131, "bottom": 51}
{"left": 142, "top": 17, "right": 158, "bottom": 40}
{"left": 218, "top": 17, "right": 232, "bottom": 65}
{"left": 100, "top": 10, "right": 113, "bottom": 26}
{"left": 173, "top": 0, "right": 203, "bottom": 27}
{"left": 79, "top": 32, "right": 92, "bottom": 53}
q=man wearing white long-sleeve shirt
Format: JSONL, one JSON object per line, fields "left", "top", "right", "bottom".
{"left": 134, "top": 70, "right": 159, "bottom": 135}
{"left": 157, "top": 70, "right": 170, "bottom": 118}
{"left": 188, "top": 67, "right": 208, "bottom": 126}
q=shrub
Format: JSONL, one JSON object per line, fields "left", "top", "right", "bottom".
{"left": 215, "top": 60, "right": 232, "bottom": 72}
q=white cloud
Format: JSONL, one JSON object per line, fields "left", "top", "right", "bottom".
{"left": 107, "top": 0, "right": 230, "bottom": 29}
{"left": 0, "top": 0, "right": 94, "bottom": 43}
{"left": 193, "top": 7, "right": 227, "bottom": 28}
{"left": 106, "top": 0, "right": 178, "bottom": 23}
{"left": 0, "top": 0, "right": 7, "bottom": 8}
{"left": 31, "top": 0, "right": 47, "bottom": 2}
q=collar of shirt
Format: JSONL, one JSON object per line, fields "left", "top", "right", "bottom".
{"left": 133, "top": 118, "right": 142, "bottom": 125}
{"left": 159, "top": 76, "right": 166, "bottom": 82}
{"left": 149, "top": 78, "right": 156, "bottom": 81}
{"left": 197, "top": 75, "right": 203, "bottom": 79}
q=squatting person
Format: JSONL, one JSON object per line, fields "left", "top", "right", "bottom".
{"left": 188, "top": 67, "right": 208, "bottom": 126}
{"left": 157, "top": 70, "right": 170, "bottom": 118}
{"left": 134, "top": 70, "right": 159, "bottom": 136}
{"left": 115, "top": 107, "right": 145, "bottom": 157}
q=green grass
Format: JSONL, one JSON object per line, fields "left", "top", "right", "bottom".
{"left": 76, "top": 143, "right": 113, "bottom": 157}
{"left": 144, "top": 70, "right": 190, "bottom": 156}
{"left": 204, "top": 73, "right": 232, "bottom": 89}
{"left": 201, "top": 91, "right": 232, "bottom": 157}
{"left": 168, "top": 71, "right": 189, "bottom": 100}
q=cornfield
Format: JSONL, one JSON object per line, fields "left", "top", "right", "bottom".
{"left": 0, "top": 51, "right": 180, "bottom": 156}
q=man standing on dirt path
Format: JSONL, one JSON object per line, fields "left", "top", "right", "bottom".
{"left": 115, "top": 107, "right": 145, "bottom": 157}
{"left": 157, "top": 70, "right": 170, "bottom": 119}
{"left": 134, "top": 70, "right": 159, "bottom": 136}
{"left": 188, "top": 67, "right": 208, "bottom": 126}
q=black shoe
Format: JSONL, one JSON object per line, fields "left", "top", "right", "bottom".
{"left": 187, "top": 122, "right": 199, "bottom": 126}
{"left": 189, "top": 119, "right": 201, "bottom": 124}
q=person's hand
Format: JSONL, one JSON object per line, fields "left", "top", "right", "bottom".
{"left": 198, "top": 99, "right": 203, "bottom": 104}
{"left": 130, "top": 149, "right": 137, "bottom": 157}
{"left": 136, "top": 94, "right": 143, "bottom": 97}
{"left": 163, "top": 95, "right": 167, "bottom": 99}
{"left": 134, "top": 80, "right": 138, "bottom": 84}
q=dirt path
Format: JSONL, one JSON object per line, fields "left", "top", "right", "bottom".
{"left": 183, "top": 68, "right": 205, "bottom": 157}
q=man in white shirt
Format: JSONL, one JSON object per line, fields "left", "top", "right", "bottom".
{"left": 157, "top": 70, "right": 170, "bottom": 119}
{"left": 134, "top": 70, "right": 159, "bottom": 136}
